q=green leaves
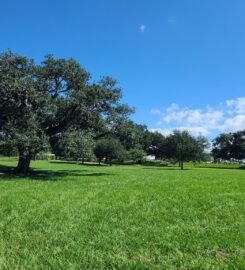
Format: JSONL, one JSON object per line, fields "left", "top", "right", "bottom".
{"left": 57, "top": 129, "right": 95, "bottom": 161}
{"left": 212, "top": 130, "right": 245, "bottom": 160}
{"left": 94, "top": 138, "right": 126, "bottom": 164}
{"left": 0, "top": 51, "right": 132, "bottom": 172}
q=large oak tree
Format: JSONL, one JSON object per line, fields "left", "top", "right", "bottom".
{"left": 0, "top": 51, "right": 131, "bottom": 173}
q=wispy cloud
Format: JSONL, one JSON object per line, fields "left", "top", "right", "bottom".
{"left": 150, "top": 109, "right": 162, "bottom": 115}
{"left": 221, "top": 115, "right": 245, "bottom": 133}
{"left": 139, "top": 24, "right": 146, "bottom": 33}
{"left": 162, "top": 106, "right": 223, "bottom": 129}
{"left": 226, "top": 97, "right": 245, "bottom": 114}
{"left": 151, "top": 127, "right": 209, "bottom": 137}
{"left": 150, "top": 97, "right": 245, "bottom": 138}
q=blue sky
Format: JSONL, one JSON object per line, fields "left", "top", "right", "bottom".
{"left": 1, "top": 0, "right": 245, "bottom": 138}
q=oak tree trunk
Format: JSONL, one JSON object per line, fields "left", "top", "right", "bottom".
{"left": 181, "top": 160, "right": 184, "bottom": 170}
{"left": 15, "top": 150, "right": 31, "bottom": 173}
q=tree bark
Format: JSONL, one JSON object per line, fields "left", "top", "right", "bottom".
{"left": 15, "top": 150, "right": 31, "bottom": 173}
{"left": 178, "top": 150, "right": 181, "bottom": 167}
{"left": 180, "top": 160, "right": 184, "bottom": 170}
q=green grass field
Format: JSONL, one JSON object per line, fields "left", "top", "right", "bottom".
{"left": 0, "top": 157, "right": 244, "bottom": 269}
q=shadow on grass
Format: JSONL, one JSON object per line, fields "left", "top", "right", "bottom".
{"left": 0, "top": 165, "right": 114, "bottom": 181}
{"left": 194, "top": 165, "right": 245, "bottom": 170}
{"left": 49, "top": 161, "right": 107, "bottom": 167}
{"left": 143, "top": 164, "right": 245, "bottom": 171}
{"left": 50, "top": 160, "right": 178, "bottom": 168}
{"left": 142, "top": 166, "right": 192, "bottom": 170}
{"left": 50, "top": 161, "right": 139, "bottom": 167}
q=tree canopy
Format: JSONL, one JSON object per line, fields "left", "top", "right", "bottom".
{"left": 212, "top": 130, "right": 245, "bottom": 161}
{"left": 94, "top": 137, "right": 126, "bottom": 165}
{"left": 0, "top": 51, "right": 132, "bottom": 172}
{"left": 55, "top": 129, "right": 95, "bottom": 162}
{"left": 163, "top": 130, "right": 204, "bottom": 170}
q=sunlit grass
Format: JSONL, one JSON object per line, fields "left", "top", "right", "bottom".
{"left": 0, "top": 157, "right": 244, "bottom": 269}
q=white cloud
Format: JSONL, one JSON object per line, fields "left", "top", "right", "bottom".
{"left": 163, "top": 110, "right": 187, "bottom": 123}
{"left": 166, "top": 103, "right": 179, "bottom": 112}
{"left": 187, "top": 110, "right": 223, "bottom": 129}
{"left": 226, "top": 97, "right": 245, "bottom": 114}
{"left": 150, "top": 126, "right": 209, "bottom": 137}
{"left": 178, "top": 126, "right": 209, "bottom": 136}
{"left": 150, "top": 128, "right": 173, "bottom": 136}
{"left": 162, "top": 106, "right": 223, "bottom": 129}
{"left": 150, "top": 97, "right": 245, "bottom": 138}
{"left": 150, "top": 109, "right": 162, "bottom": 115}
{"left": 220, "top": 115, "right": 245, "bottom": 133}
{"left": 139, "top": 24, "right": 145, "bottom": 33}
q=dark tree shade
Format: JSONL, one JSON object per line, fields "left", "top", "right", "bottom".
{"left": 212, "top": 130, "right": 245, "bottom": 161}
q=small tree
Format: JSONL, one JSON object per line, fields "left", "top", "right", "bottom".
{"left": 94, "top": 138, "right": 126, "bottom": 165}
{"left": 57, "top": 130, "right": 95, "bottom": 162}
{"left": 146, "top": 131, "right": 166, "bottom": 159}
{"left": 195, "top": 136, "right": 210, "bottom": 163}
{"left": 128, "top": 148, "right": 146, "bottom": 163}
{"left": 165, "top": 130, "right": 203, "bottom": 170}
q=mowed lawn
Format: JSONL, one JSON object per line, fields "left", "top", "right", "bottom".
{"left": 0, "top": 158, "right": 244, "bottom": 269}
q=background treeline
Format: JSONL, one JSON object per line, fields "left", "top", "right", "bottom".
{"left": 0, "top": 51, "right": 244, "bottom": 172}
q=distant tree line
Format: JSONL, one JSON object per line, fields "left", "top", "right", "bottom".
{"left": 0, "top": 51, "right": 244, "bottom": 172}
